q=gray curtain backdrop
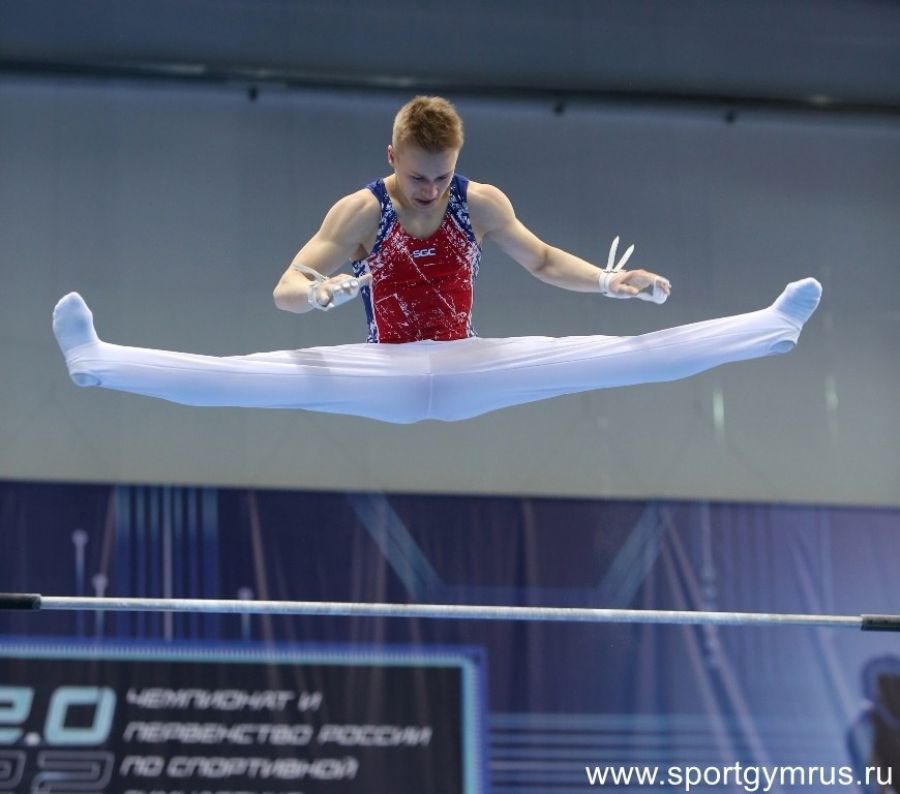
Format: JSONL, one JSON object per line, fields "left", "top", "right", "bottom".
{"left": 2, "top": 77, "right": 898, "bottom": 504}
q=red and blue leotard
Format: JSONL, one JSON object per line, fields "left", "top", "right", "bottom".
{"left": 352, "top": 175, "right": 481, "bottom": 343}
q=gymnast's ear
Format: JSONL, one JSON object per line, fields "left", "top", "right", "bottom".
{"left": 387, "top": 144, "right": 396, "bottom": 166}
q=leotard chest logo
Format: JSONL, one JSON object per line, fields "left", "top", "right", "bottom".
{"left": 411, "top": 247, "right": 437, "bottom": 259}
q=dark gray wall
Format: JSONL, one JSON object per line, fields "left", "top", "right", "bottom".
{"left": 3, "top": 0, "right": 900, "bottom": 110}
{"left": 2, "top": 77, "right": 898, "bottom": 504}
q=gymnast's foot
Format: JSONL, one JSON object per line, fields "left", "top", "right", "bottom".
{"left": 771, "top": 277, "right": 822, "bottom": 328}
{"left": 52, "top": 292, "right": 102, "bottom": 386}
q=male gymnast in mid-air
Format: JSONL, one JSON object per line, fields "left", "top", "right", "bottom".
{"left": 52, "top": 95, "right": 821, "bottom": 423}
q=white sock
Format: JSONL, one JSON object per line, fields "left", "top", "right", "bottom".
{"left": 52, "top": 292, "right": 101, "bottom": 386}
{"left": 771, "top": 278, "right": 822, "bottom": 328}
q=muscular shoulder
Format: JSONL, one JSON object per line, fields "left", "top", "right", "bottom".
{"left": 326, "top": 188, "right": 381, "bottom": 225}
{"left": 322, "top": 188, "right": 381, "bottom": 238}
{"left": 465, "top": 180, "right": 516, "bottom": 238}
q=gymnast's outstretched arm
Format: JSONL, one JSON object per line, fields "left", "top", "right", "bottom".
{"left": 272, "top": 188, "right": 381, "bottom": 313}
{"left": 468, "top": 181, "right": 671, "bottom": 303}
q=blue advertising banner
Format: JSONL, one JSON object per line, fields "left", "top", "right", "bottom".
{"left": 2, "top": 481, "right": 900, "bottom": 793}
{"left": 0, "top": 642, "right": 483, "bottom": 794}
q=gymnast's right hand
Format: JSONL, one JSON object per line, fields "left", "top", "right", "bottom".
{"left": 292, "top": 264, "right": 372, "bottom": 312}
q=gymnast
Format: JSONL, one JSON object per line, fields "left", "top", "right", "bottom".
{"left": 52, "top": 95, "right": 822, "bottom": 424}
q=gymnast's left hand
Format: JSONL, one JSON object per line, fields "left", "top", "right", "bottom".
{"left": 599, "top": 237, "right": 670, "bottom": 304}
{"left": 605, "top": 269, "right": 672, "bottom": 304}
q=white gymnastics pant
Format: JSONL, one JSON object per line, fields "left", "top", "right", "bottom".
{"left": 57, "top": 281, "right": 819, "bottom": 424}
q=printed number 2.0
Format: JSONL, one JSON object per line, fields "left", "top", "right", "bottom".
{"left": 0, "top": 687, "right": 115, "bottom": 745}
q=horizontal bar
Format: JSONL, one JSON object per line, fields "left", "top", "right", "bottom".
{"left": 861, "top": 614, "right": 900, "bottom": 632}
{"left": 0, "top": 592, "right": 40, "bottom": 610}
{"left": 0, "top": 593, "right": 884, "bottom": 630}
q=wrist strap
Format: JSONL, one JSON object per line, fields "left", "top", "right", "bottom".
{"left": 291, "top": 263, "right": 371, "bottom": 311}
{"left": 599, "top": 236, "right": 635, "bottom": 298}
{"left": 291, "top": 264, "right": 332, "bottom": 311}
{"left": 598, "top": 269, "right": 615, "bottom": 296}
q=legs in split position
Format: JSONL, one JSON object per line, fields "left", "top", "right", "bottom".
{"left": 53, "top": 278, "right": 821, "bottom": 424}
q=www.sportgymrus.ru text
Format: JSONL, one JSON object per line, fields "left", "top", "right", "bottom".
{"left": 585, "top": 763, "right": 892, "bottom": 791}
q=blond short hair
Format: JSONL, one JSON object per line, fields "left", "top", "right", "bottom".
{"left": 392, "top": 96, "right": 464, "bottom": 152}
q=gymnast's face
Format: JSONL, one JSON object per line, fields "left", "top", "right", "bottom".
{"left": 387, "top": 144, "right": 458, "bottom": 211}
